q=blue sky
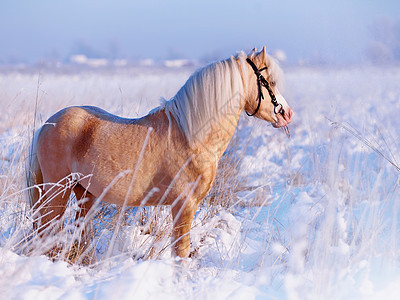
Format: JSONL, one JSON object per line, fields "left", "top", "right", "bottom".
{"left": 0, "top": 0, "right": 399, "bottom": 64}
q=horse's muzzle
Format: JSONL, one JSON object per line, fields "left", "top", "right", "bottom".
{"left": 273, "top": 107, "right": 293, "bottom": 128}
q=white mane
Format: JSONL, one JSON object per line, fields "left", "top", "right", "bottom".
{"left": 162, "top": 52, "right": 247, "bottom": 146}
{"left": 162, "top": 51, "right": 282, "bottom": 146}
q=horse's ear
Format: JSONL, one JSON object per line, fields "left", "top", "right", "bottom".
{"left": 261, "top": 46, "right": 267, "bottom": 60}
{"left": 248, "top": 47, "right": 257, "bottom": 58}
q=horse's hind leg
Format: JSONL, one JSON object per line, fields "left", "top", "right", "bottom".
{"left": 35, "top": 181, "right": 72, "bottom": 258}
{"left": 38, "top": 185, "right": 71, "bottom": 233}
{"left": 74, "top": 183, "right": 95, "bottom": 223}
{"left": 69, "top": 183, "right": 96, "bottom": 263}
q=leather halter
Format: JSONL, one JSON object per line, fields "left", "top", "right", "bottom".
{"left": 245, "top": 58, "right": 285, "bottom": 117}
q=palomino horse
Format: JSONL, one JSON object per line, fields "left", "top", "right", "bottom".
{"left": 26, "top": 47, "right": 293, "bottom": 259}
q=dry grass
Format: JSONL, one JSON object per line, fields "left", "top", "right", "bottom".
{"left": 0, "top": 69, "right": 271, "bottom": 266}
{"left": 3, "top": 132, "right": 254, "bottom": 265}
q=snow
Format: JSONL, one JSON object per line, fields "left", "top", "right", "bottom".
{"left": 0, "top": 64, "right": 400, "bottom": 299}
{"left": 0, "top": 249, "right": 81, "bottom": 299}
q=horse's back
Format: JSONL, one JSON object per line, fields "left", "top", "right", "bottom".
{"left": 35, "top": 106, "right": 127, "bottom": 177}
{"left": 46, "top": 106, "right": 134, "bottom": 128}
{"left": 39, "top": 106, "right": 135, "bottom": 149}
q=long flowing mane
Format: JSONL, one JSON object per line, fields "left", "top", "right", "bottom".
{"left": 162, "top": 52, "right": 247, "bottom": 145}
{"left": 162, "top": 51, "right": 283, "bottom": 145}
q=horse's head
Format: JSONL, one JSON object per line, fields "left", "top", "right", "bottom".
{"left": 244, "top": 47, "right": 293, "bottom": 129}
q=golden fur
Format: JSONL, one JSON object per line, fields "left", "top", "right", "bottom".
{"left": 26, "top": 47, "right": 293, "bottom": 259}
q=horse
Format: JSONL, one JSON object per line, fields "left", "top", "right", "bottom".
{"left": 26, "top": 47, "right": 293, "bottom": 260}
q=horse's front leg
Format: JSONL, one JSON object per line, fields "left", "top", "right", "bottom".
{"left": 171, "top": 198, "right": 198, "bottom": 258}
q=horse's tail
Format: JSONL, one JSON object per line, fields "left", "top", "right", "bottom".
{"left": 25, "top": 128, "right": 44, "bottom": 228}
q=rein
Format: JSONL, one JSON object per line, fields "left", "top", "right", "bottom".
{"left": 245, "top": 58, "right": 285, "bottom": 117}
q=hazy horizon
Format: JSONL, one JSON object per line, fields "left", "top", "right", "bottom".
{"left": 1, "top": 0, "right": 399, "bottom": 65}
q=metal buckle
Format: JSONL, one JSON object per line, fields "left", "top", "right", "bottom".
{"left": 274, "top": 103, "right": 284, "bottom": 116}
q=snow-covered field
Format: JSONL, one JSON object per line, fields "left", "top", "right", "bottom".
{"left": 0, "top": 63, "right": 399, "bottom": 299}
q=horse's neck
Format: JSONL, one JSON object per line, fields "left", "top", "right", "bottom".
{"left": 193, "top": 105, "right": 243, "bottom": 162}
{"left": 193, "top": 59, "right": 247, "bottom": 161}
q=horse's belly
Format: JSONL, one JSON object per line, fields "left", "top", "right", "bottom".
{"left": 74, "top": 164, "right": 171, "bottom": 207}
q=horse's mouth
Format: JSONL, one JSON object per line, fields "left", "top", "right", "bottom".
{"left": 272, "top": 119, "right": 289, "bottom": 128}
{"left": 272, "top": 107, "right": 293, "bottom": 128}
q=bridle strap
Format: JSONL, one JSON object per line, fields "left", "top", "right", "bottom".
{"left": 245, "top": 58, "right": 284, "bottom": 117}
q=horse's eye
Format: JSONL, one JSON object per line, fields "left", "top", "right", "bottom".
{"left": 271, "top": 81, "right": 276, "bottom": 87}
